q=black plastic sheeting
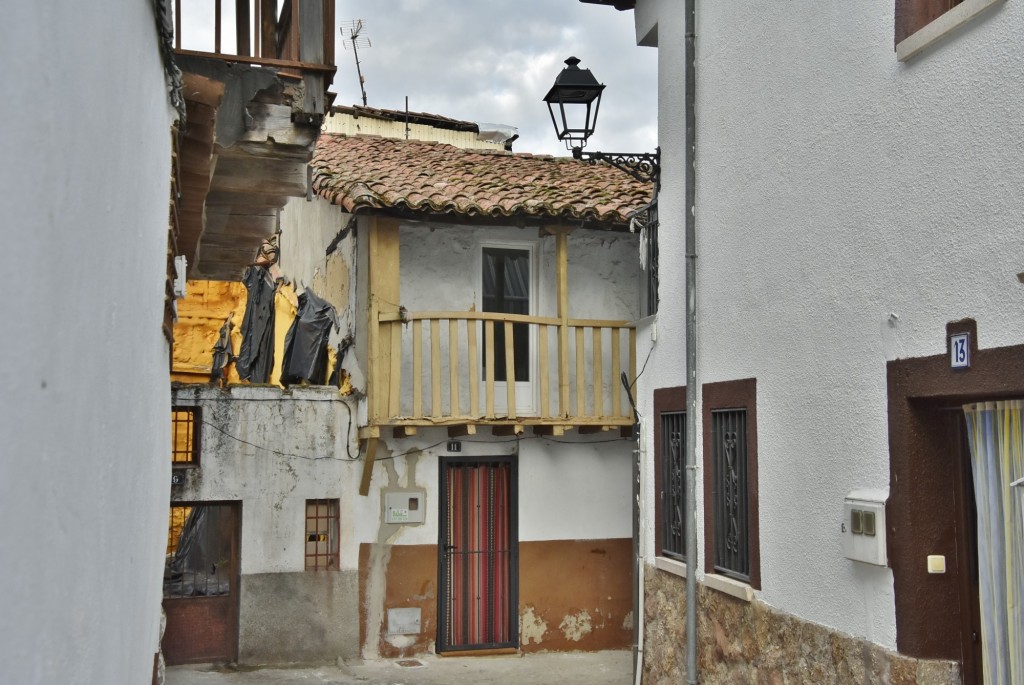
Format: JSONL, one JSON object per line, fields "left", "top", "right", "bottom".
{"left": 236, "top": 266, "right": 276, "bottom": 383}
{"left": 210, "top": 314, "right": 234, "bottom": 383}
{"left": 280, "top": 289, "right": 338, "bottom": 386}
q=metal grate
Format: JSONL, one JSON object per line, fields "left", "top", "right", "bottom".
{"left": 171, "top": 408, "right": 199, "bottom": 465}
{"left": 661, "top": 411, "right": 686, "bottom": 559}
{"left": 305, "top": 499, "right": 339, "bottom": 570}
{"left": 712, "top": 409, "right": 750, "bottom": 581}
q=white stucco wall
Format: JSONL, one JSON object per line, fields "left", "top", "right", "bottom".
{"left": 0, "top": 3, "right": 176, "bottom": 683}
{"left": 633, "top": 0, "right": 1024, "bottom": 650}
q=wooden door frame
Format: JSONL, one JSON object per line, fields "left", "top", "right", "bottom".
{"left": 886, "top": 319, "right": 1024, "bottom": 671}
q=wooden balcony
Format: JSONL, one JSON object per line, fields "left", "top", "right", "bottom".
{"left": 369, "top": 310, "right": 637, "bottom": 435}
{"left": 173, "top": 0, "right": 337, "bottom": 280}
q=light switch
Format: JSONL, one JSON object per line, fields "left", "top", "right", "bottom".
{"left": 927, "top": 555, "right": 946, "bottom": 574}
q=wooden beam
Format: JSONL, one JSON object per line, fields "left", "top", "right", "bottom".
{"left": 593, "top": 327, "right": 604, "bottom": 418}
{"left": 532, "top": 425, "right": 565, "bottom": 437}
{"left": 538, "top": 324, "right": 550, "bottom": 418}
{"left": 359, "top": 437, "right": 378, "bottom": 496}
{"left": 611, "top": 328, "right": 622, "bottom": 418}
{"left": 412, "top": 320, "right": 423, "bottom": 418}
{"left": 485, "top": 320, "right": 495, "bottom": 418}
{"left": 358, "top": 426, "right": 380, "bottom": 440}
{"left": 431, "top": 319, "right": 442, "bottom": 417}
{"left": 393, "top": 426, "right": 417, "bottom": 439}
{"left": 447, "top": 424, "right": 477, "bottom": 438}
{"left": 388, "top": 322, "right": 402, "bottom": 419}
{"left": 575, "top": 327, "right": 586, "bottom": 418}
{"left": 367, "top": 217, "right": 400, "bottom": 423}
{"left": 449, "top": 319, "right": 460, "bottom": 416}
{"left": 556, "top": 233, "right": 570, "bottom": 417}
{"left": 467, "top": 320, "right": 479, "bottom": 416}
{"left": 493, "top": 424, "right": 525, "bottom": 437}
{"left": 504, "top": 321, "right": 516, "bottom": 419}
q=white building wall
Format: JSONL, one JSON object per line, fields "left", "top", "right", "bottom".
{"left": 0, "top": 3, "right": 176, "bottom": 683}
{"left": 634, "top": 0, "right": 1024, "bottom": 650}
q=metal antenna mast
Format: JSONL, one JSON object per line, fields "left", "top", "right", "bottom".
{"left": 341, "top": 20, "right": 371, "bottom": 107}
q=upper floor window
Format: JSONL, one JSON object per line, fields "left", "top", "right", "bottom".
{"left": 482, "top": 247, "right": 531, "bottom": 383}
{"left": 171, "top": 407, "right": 200, "bottom": 466}
{"left": 896, "top": 0, "right": 1006, "bottom": 61}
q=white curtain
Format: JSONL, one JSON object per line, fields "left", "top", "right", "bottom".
{"left": 963, "top": 401, "right": 1024, "bottom": 685}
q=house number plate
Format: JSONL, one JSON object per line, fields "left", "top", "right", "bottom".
{"left": 950, "top": 333, "right": 970, "bottom": 369}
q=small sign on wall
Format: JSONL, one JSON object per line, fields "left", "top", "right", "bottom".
{"left": 950, "top": 332, "right": 970, "bottom": 369}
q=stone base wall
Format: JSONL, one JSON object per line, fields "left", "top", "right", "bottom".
{"left": 239, "top": 571, "right": 360, "bottom": 663}
{"left": 643, "top": 566, "right": 961, "bottom": 685}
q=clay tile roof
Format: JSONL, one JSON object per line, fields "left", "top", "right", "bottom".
{"left": 311, "top": 134, "right": 652, "bottom": 229}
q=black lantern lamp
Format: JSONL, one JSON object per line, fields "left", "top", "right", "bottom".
{"left": 543, "top": 56, "right": 659, "bottom": 185}
{"left": 544, "top": 56, "right": 605, "bottom": 150}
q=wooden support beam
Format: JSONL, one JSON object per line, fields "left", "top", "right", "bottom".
{"left": 431, "top": 319, "right": 442, "bottom": 417}
{"left": 447, "top": 424, "right": 477, "bottom": 438}
{"left": 359, "top": 437, "right": 379, "bottom": 496}
{"left": 412, "top": 320, "right": 423, "bottom": 418}
{"left": 357, "top": 426, "right": 380, "bottom": 441}
{"left": 393, "top": 426, "right": 417, "bottom": 439}
{"left": 449, "top": 319, "right": 460, "bottom": 416}
{"left": 532, "top": 425, "right": 566, "bottom": 437}
{"left": 538, "top": 324, "right": 550, "bottom": 418}
{"left": 367, "top": 217, "right": 400, "bottom": 423}
{"left": 485, "top": 320, "right": 496, "bottom": 418}
{"left": 556, "top": 233, "right": 570, "bottom": 417}
{"left": 504, "top": 321, "right": 517, "bottom": 419}
{"left": 593, "top": 327, "right": 604, "bottom": 418}
{"left": 611, "top": 328, "right": 622, "bottom": 418}
{"left": 492, "top": 424, "right": 525, "bottom": 437}
{"left": 467, "top": 320, "right": 479, "bottom": 416}
{"left": 579, "top": 425, "right": 609, "bottom": 435}
{"left": 575, "top": 326, "right": 586, "bottom": 417}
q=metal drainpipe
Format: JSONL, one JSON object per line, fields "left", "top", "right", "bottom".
{"left": 684, "top": 0, "right": 699, "bottom": 683}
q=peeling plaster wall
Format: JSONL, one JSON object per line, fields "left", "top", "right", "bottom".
{"left": 355, "top": 429, "right": 634, "bottom": 656}
{"left": 633, "top": 0, "right": 1024, "bottom": 656}
{"left": 171, "top": 385, "right": 362, "bottom": 661}
{"left": 0, "top": 2, "right": 176, "bottom": 683}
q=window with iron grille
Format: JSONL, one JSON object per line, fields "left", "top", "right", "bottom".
{"left": 660, "top": 410, "right": 686, "bottom": 559}
{"left": 305, "top": 499, "right": 339, "bottom": 571}
{"left": 702, "top": 378, "right": 760, "bottom": 589}
{"left": 710, "top": 409, "right": 749, "bottom": 581}
{"left": 171, "top": 407, "right": 200, "bottom": 466}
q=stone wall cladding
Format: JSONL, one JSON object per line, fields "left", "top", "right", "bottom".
{"left": 643, "top": 567, "right": 961, "bottom": 685}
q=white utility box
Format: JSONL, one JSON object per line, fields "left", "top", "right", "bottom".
{"left": 842, "top": 488, "right": 887, "bottom": 566}
{"left": 384, "top": 490, "right": 425, "bottom": 524}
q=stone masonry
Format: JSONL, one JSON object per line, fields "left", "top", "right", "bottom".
{"left": 643, "top": 568, "right": 961, "bottom": 685}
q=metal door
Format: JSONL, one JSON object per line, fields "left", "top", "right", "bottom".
{"left": 162, "top": 502, "right": 241, "bottom": 665}
{"left": 438, "top": 458, "right": 518, "bottom": 652}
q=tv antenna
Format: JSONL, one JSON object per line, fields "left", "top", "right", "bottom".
{"left": 341, "top": 20, "right": 371, "bottom": 107}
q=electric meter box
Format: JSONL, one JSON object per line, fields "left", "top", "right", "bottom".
{"left": 842, "top": 489, "right": 887, "bottom": 566}
{"left": 384, "top": 489, "right": 426, "bottom": 525}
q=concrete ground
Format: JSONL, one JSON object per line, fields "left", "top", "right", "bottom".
{"left": 166, "top": 650, "right": 632, "bottom": 685}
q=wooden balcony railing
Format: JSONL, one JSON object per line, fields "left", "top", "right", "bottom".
{"left": 174, "top": 0, "right": 335, "bottom": 72}
{"left": 371, "top": 310, "right": 637, "bottom": 429}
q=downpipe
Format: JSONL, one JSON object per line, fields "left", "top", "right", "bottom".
{"left": 684, "top": 0, "right": 699, "bottom": 683}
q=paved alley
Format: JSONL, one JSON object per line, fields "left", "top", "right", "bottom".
{"left": 166, "top": 650, "right": 632, "bottom": 685}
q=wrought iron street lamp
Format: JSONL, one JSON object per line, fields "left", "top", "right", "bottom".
{"left": 543, "top": 56, "right": 660, "bottom": 185}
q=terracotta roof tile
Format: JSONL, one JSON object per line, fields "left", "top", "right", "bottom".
{"left": 311, "top": 134, "right": 652, "bottom": 228}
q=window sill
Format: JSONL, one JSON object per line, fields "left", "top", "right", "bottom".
{"left": 897, "top": 0, "right": 1006, "bottom": 62}
{"left": 700, "top": 573, "right": 754, "bottom": 602}
{"left": 655, "top": 556, "right": 688, "bottom": 578}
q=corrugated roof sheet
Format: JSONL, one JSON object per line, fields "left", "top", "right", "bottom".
{"left": 311, "top": 134, "right": 652, "bottom": 228}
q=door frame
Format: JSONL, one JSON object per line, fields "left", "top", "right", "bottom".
{"left": 436, "top": 455, "right": 520, "bottom": 653}
{"left": 886, "top": 318, "right": 1024, "bottom": 675}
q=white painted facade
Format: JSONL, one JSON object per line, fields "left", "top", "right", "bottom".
{"left": 630, "top": 0, "right": 1024, "bottom": 653}
{"left": 0, "top": 3, "right": 176, "bottom": 683}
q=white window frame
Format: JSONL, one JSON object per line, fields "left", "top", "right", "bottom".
{"left": 476, "top": 239, "right": 540, "bottom": 417}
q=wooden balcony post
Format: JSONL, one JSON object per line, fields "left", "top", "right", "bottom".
{"left": 260, "top": 0, "right": 277, "bottom": 58}
{"left": 235, "top": 0, "right": 251, "bottom": 56}
{"left": 556, "top": 232, "right": 570, "bottom": 417}
{"left": 367, "top": 217, "right": 400, "bottom": 423}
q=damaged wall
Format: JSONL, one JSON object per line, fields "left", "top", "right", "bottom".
{"left": 171, "top": 385, "right": 362, "bottom": 662}
{"left": 356, "top": 429, "right": 634, "bottom": 657}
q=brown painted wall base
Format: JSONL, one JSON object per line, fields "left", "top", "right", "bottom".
{"left": 643, "top": 567, "right": 961, "bottom": 685}
{"left": 359, "top": 538, "right": 632, "bottom": 658}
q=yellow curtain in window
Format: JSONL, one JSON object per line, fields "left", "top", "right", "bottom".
{"left": 963, "top": 400, "right": 1024, "bottom": 685}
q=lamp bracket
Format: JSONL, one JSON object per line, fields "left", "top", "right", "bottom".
{"left": 573, "top": 147, "right": 660, "bottom": 185}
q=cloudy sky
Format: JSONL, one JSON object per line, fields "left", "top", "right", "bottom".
{"left": 179, "top": 0, "right": 658, "bottom": 157}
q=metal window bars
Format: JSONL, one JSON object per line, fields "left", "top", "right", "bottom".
{"left": 712, "top": 409, "right": 750, "bottom": 582}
